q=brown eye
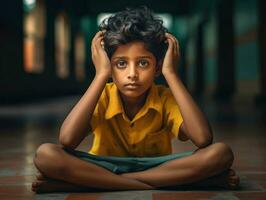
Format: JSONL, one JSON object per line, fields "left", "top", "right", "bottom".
{"left": 116, "top": 60, "right": 127, "bottom": 69}
{"left": 138, "top": 60, "right": 149, "bottom": 68}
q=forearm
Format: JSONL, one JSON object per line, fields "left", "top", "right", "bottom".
{"left": 59, "top": 74, "right": 109, "bottom": 148}
{"left": 164, "top": 72, "right": 213, "bottom": 147}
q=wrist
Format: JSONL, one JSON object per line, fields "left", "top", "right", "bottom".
{"left": 163, "top": 71, "right": 183, "bottom": 85}
{"left": 162, "top": 69, "right": 177, "bottom": 78}
{"left": 95, "top": 73, "right": 110, "bottom": 81}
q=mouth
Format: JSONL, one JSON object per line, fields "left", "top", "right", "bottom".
{"left": 124, "top": 83, "right": 140, "bottom": 89}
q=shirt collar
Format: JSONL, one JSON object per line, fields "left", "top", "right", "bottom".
{"left": 105, "top": 84, "right": 124, "bottom": 119}
{"left": 105, "top": 83, "right": 162, "bottom": 120}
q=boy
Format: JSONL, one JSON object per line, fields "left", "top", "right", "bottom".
{"left": 32, "top": 7, "right": 239, "bottom": 193}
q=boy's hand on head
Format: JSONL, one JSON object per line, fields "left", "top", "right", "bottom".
{"left": 91, "top": 31, "right": 111, "bottom": 78}
{"left": 161, "top": 33, "right": 180, "bottom": 76}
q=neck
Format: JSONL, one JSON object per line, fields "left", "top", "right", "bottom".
{"left": 119, "top": 92, "right": 147, "bottom": 108}
{"left": 119, "top": 92, "right": 148, "bottom": 121}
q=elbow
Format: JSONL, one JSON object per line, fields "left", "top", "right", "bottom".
{"left": 194, "top": 130, "right": 213, "bottom": 148}
{"left": 196, "top": 137, "right": 213, "bottom": 148}
{"left": 59, "top": 134, "right": 72, "bottom": 149}
{"left": 59, "top": 129, "right": 76, "bottom": 149}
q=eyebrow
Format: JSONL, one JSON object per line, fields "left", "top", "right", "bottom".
{"left": 112, "top": 56, "right": 152, "bottom": 60}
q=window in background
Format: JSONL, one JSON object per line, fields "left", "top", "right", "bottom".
{"left": 55, "top": 12, "right": 70, "bottom": 79}
{"left": 23, "top": 0, "right": 46, "bottom": 73}
{"left": 75, "top": 32, "right": 86, "bottom": 81}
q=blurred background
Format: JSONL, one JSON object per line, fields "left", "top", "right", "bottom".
{"left": 0, "top": 0, "right": 265, "bottom": 103}
{"left": 0, "top": 0, "right": 266, "bottom": 199}
{"left": 1, "top": 0, "right": 266, "bottom": 129}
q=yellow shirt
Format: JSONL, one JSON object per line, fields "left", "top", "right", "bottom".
{"left": 89, "top": 82, "right": 184, "bottom": 157}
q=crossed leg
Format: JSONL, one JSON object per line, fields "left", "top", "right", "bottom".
{"left": 121, "top": 142, "right": 239, "bottom": 189}
{"left": 32, "top": 142, "right": 239, "bottom": 193}
{"left": 32, "top": 143, "right": 153, "bottom": 193}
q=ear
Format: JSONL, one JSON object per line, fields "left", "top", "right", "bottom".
{"left": 155, "top": 60, "right": 162, "bottom": 77}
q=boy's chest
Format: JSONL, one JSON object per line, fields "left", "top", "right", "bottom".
{"left": 114, "top": 110, "right": 163, "bottom": 142}
{"left": 103, "top": 112, "right": 171, "bottom": 157}
{"left": 92, "top": 109, "right": 173, "bottom": 157}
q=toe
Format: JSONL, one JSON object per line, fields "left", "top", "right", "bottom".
{"left": 36, "top": 172, "right": 45, "bottom": 180}
{"left": 32, "top": 181, "right": 38, "bottom": 188}
{"left": 31, "top": 181, "right": 39, "bottom": 192}
{"left": 36, "top": 174, "right": 42, "bottom": 180}
{"left": 32, "top": 180, "right": 43, "bottom": 188}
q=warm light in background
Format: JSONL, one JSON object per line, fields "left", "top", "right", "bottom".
{"left": 23, "top": 0, "right": 45, "bottom": 73}
{"left": 75, "top": 32, "right": 86, "bottom": 82}
{"left": 55, "top": 12, "right": 70, "bottom": 79}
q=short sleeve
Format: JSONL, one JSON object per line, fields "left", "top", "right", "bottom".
{"left": 162, "top": 89, "right": 183, "bottom": 139}
{"left": 89, "top": 88, "right": 107, "bottom": 133}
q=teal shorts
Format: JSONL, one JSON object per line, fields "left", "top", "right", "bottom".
{"left": 65, "top": 148, "right": 193, "bottom": 174}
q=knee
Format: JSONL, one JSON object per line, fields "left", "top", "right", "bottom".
{"left": 202, "top": 143, "right": 234, "bottom": 170}
{"left": 34, "top": 143, "right": 65, "bottom": 173}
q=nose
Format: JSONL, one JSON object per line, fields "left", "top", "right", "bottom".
{"left": 127, "top": 65, "right": 138, "bottom": 80}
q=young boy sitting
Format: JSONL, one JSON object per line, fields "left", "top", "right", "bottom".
{"left": 32, "top": 6, "right": 239, "bottom": 193}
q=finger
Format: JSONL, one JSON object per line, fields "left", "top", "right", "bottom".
{"left": 91, "top": 40, "right": 96, "bottom": 56}
{"left": 91, "top": 32, "right": 102, "bottom": 53}
{"left": 167, "top": 33, "right": 178, "bottom": 56}
{"left": 174, "top": 38, "right": 180, "bottom": 58}
{"left": 173, "top": 37, "right": 180, "bottom": 57}
{"left": 165, "top": 37, "right": 174, "bottom": 53}
{"left": 91, "top": 32, "right": 98, "bottom": 45}
{"left": 92, "top": 31, "right": 104, "bottom": 47}
{"left": 165, "top": 33, "right": 175, "bottom": 54}
{"left": 91, "top": 38, "right": 101, "bottom": 59}
{"left": 95, "top": 36, "right": 104, "bottom": 51}
{"left": 98, "top": 37, "right": 105, "bottom": 49}
{"left": 169, "top": 34, "right": 178, "bottom": 56}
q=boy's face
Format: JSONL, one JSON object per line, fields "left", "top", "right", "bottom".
{"left": 110, "top": 41, "right": 159, "bottom": 99}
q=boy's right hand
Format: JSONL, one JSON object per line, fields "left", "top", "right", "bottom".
{"left": 91, "top": 31, "right": 111, "bottom": 78}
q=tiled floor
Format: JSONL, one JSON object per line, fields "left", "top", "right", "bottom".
{"left": 0, "top": 95, "right": 266, "bottom": 199}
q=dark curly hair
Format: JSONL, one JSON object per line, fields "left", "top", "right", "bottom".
{"left": 99, "top": 6, "right": 168, "bottom": 64}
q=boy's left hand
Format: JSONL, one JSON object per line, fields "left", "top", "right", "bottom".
{"left": 161, "top": 33, "right": 180, "bottom": 76}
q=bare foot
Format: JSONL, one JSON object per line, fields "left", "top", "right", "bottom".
{"left": 31, "top": 172, "right": 92, "bottom": 193}
{"left": 191, "top": 169, "right": 240, "bottom": 190}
